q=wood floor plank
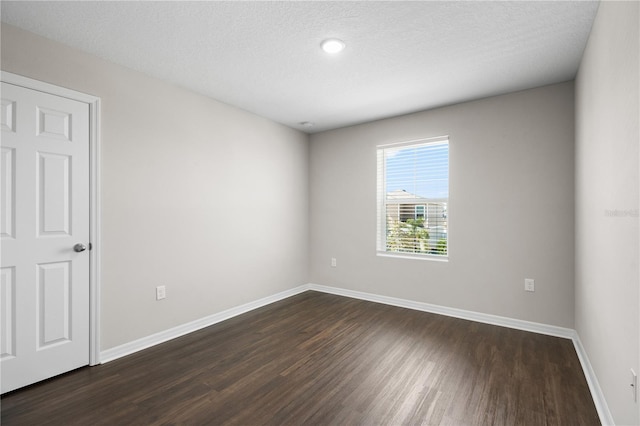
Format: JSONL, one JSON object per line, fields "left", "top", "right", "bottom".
{"left": 1, "top": 291, "right": 600, "bottom": 425}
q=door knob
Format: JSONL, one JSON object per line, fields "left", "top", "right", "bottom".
{"left": 73, "top": 243, "right": 87, "bottom": 253}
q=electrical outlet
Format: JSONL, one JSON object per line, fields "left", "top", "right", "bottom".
{"left": 156, "top": 285, "right": 166, "bottom": 300}
{"left": 524, "top": 278, "right": 535, "bottom": 292}
{"left": 631, "top": 369, "right": 637, "bottom": 402}
{"left": 331, "top": 257, "right": 337, "bottom": 267}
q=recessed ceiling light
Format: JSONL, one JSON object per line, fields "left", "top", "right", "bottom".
{"left": 321, "top": 38, "right": 345, "bottom": 54}
{"left": 299, "top": 121, "right": 315, "bottom": 128}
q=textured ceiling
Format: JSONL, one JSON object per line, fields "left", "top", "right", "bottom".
{"left": 1, "top": 1, "right": 599, "bottom": 133}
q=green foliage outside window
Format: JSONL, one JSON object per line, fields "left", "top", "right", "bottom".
{"left": 386, "top": 217, "right": 447, "bottom": 256}
{"left": 386, "top": 217, "right": 430, "bottom": 253}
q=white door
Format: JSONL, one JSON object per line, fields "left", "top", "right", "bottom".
{"left": 1, "top": 81, "right": 90, "bottom": 394}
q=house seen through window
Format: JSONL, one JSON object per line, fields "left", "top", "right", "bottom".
{"left": 376, "top": 137, "right": 449, "bottom": 258}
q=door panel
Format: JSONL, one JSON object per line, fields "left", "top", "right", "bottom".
{"left": 37, "top": 261, "right": 72, "bottom": 348}
{"left": 0, "top": 266, "right": 15, "bottom": 359}
{"left": 1, "top": 147, "right": 15, "bottom": 238}
{"left": 37, "top": 152, "right": 72, "bottom": 236}
{"left": 0, "top": 82, "right": 90, "bottom": 394}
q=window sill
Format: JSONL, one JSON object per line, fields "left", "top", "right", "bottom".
{"left": 376, "top": 251, "right": 449, "bottom": 262}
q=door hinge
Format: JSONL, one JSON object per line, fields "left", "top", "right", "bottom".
{"left": 89, "top": 243, "right": 93, "bottom": 251}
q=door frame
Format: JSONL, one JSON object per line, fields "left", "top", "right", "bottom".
{"left": 1, "top": 71, "right": 102, "bottom": 365}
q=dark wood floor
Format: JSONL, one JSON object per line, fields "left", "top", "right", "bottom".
{"left": 2, "top": 291, "right": 599, "bottom": 425}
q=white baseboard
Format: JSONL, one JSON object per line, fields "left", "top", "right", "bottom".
{"left": 99, "top": 284, "right": 311, "bottom": 363}
{"left": 307, "top": 283, "right": 575, "bottom": 338}
{"left": 99, "top": 282, "right": 611, "bottom": 426}
{"left": 571, "top": 333, "right": 615, "bottom": 425}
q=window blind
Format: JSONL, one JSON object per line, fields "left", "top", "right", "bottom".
{"left": 376, "top": 137, "right": 449, "bottom": 258}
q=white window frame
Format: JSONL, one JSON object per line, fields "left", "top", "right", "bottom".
{"left": 376, "top": 136, "right": 449, "bottom": 261}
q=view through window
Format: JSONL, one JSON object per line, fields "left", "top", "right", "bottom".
{"left": 376, "top": 137, "right": 449, "bottom": 258}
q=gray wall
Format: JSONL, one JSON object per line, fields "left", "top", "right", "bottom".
{"left": 575, "top": 2, "right": 640, "bottom": 424}
{"left": 310, "top": 82, "right": 576, "bottom": 327}
{"left": 1, "top": 24, "right": 310, "bottom": 350}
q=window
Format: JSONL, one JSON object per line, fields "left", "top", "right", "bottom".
{"left": 376, "top": 137, "right": 449, "bottom": 259}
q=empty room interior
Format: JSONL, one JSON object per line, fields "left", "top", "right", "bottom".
{"left": 0, "top": 1, "right": 639, "bottom": 425}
